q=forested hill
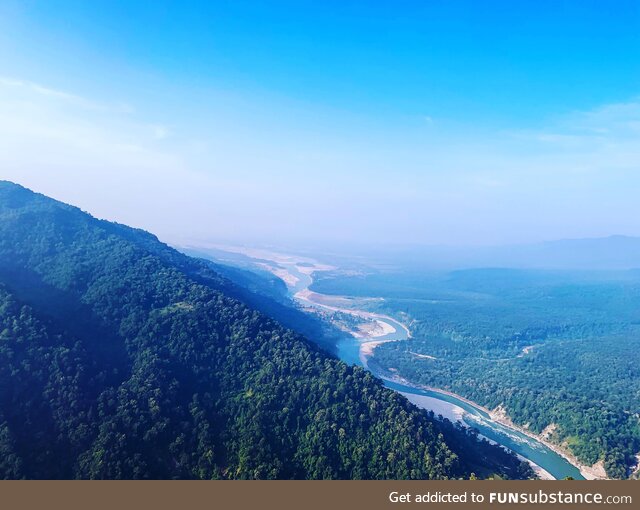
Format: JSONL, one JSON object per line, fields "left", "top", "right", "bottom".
{"left": 0, "top": 181, "right": 532, "bottom": 480}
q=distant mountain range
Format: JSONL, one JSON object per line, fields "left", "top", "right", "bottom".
{"left": 486, "top": 235, "right": 640, "bottom": 271}
{"left": 337, "top": 236, "right": 640, "bottom": 272}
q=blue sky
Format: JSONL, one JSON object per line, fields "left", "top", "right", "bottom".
{"left": 1, "top": 1, "right": 639, "bottom": 247}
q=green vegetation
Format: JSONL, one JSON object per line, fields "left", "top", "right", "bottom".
{"left": 312, "top": 268, "right": 640, "bottom": 479}
{"left": 0, "top": 182, "right": 531, "bottom": 480}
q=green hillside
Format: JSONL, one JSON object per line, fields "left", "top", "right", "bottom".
{"left": 0, "top": 181, "right": 532, "bottom": 480}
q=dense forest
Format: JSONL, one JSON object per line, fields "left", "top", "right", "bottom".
{"left": 312, "top": 268, "right": 640, "bottom": 479}
{"left": 0, "top": 181, "right": 532, "bottom": 480}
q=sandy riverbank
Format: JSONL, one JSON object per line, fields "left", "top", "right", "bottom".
{"left": 475, "top": 434, "right": 555, "bottom": 480}
{"left": 257, "top": 263, "right": 299, "bottom": 287}
{"left": 359, "top": 340, "right": 387, "bottom": 368}
{"left": 399, "top": 390, "right": 465, "bottom": 423}
{"left": 385, "top": 374, "right": 606, "bottom": 480}
{"left": 399, "top": 391, "right": 553, "bottom": 479}
{"left": 295, "top": 262, "right": 336, "bottom": 274}
{"left": 355, "top": 319, "right": 396, "bottom": 339}
{"left": 356, "top": 320, "right": 400, "bottom": 367}
{"left": 516, "top": 454, "right": 555, "bottom": 480}
{"left": 488, "top": 405, "right": 607, "bottom": 480}
{"left": 296, "top": 288, "right": 412, "bottom": 337}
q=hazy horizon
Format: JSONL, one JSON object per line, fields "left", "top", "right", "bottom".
{"left": 2, "top": 1, "right": 639, "bottom": 247}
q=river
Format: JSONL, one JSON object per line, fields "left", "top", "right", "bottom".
{"left": 281, "top": 262, "right": 586, "bottom": 480}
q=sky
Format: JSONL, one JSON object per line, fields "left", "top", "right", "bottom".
{"left": 0, "top": 1, "right": 639, "bottom": 248}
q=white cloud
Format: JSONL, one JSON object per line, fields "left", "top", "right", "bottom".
{"left": 514, "top": 98, "right": 640, "bottom": 149}
{"left": 0, "top": 76, "right": 131, "bottom": 112}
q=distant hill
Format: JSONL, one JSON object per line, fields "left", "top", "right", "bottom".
{"left": 0, "top": 181, "right": 531, "bottom": 480}
{"left": 491, "top": 235, "right": 640, "bottom": 270}
{"left": 355, "top": 236, "right": 640, "bottom": 272}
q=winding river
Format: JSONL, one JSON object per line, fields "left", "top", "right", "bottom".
{"left": 281, "top": 262, "right": 586, "bottom": 480}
